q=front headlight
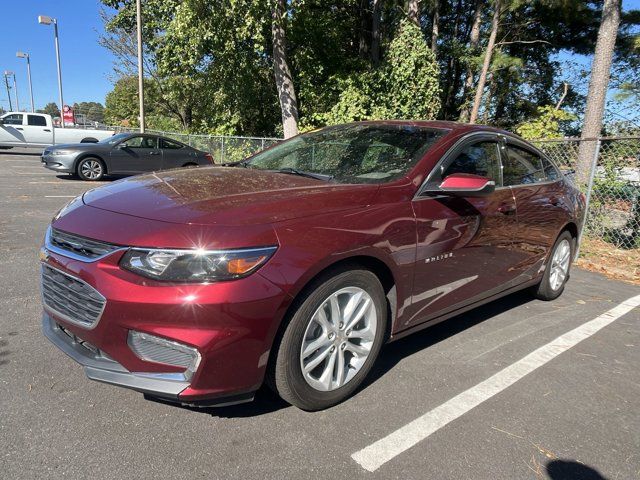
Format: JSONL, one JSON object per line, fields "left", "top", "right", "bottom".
{"left": 51, "top": 150, "right": 75, "bottom": 156}
{"left": 120, "top": 246, "right": 277, "bottom": 282}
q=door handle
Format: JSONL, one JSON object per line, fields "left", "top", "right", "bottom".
{"left": 497, "top": 204, "right": 516, "bottom": 215}
{"left": 149, "top": 151, "right": 160, "bottom": 155}
{"left": 44, "top": 129, "right": 51, "bottom": 132}
{"left": 16, "top": 127, "right": 23, "bottom": 130}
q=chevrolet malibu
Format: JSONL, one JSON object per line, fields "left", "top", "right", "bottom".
{"left": 40, "top": 121, "right": 584, "bottom": 411}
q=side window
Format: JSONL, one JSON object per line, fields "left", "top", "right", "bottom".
{"left": 442, "top": 141, "right": 502, "bottom": 184}
{"left": 121, "top": 136, "right": 157, "bottom": 149}
{"left": 27, "top": 115, "right": 47, "bottom": 126}
{"left": 3, "top": 114, "right": 24, "bottom": 125}
{"left": 160, "top": 138, "right": 183, "bottom": 149}
{"left": 502, "top": 145, "right": 546, "bottom": 186}
{"left": 541, "top": 157, "right": 560, "bottom": 181}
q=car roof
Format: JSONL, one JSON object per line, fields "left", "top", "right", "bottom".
{"left": 340, "top": 119, "right": 514, "bottom": 137}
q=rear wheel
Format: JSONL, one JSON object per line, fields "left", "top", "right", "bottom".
{"left": 182, "top": 162, "right": 199, "bottom": 168}
{"left": 77, "top": 157, "right": 105, "bottom": 181}
{"left": 271, "top": 268, "right": 387, "bottom": 410}
{"left": 533, "top": 231, "right": 574, "bottom": 300}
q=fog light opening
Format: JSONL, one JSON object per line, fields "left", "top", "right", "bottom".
{"left": 127, "top": 331, "right": 201, "bottom": 380}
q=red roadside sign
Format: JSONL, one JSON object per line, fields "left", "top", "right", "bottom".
{"left": 62, "top": 105, "right": 75, "bottom": 126}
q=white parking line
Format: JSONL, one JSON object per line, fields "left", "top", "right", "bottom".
{"left": 351, "top": 294, "right": 640, "bottom": 472}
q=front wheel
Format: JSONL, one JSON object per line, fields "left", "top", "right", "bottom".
{"left": 271, "top": 268, "right": 387, "bottom": 410}
{"left": 533, "top": 231, "right": 574, "bottom": 301}
{"left": 77, "top": 157, "right": 105, "bottom": 181}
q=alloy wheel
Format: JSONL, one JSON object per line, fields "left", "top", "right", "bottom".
{"left": 300, "top": 286, "right": 377, "bottom": 392}
{"left": 81, "top": 160, "right": 103, "bottom": 180}
{"left": 549, "top": 239, "right": 571, "bottom": 291}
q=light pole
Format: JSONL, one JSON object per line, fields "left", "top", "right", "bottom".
{"left": 3, "top": 73, "right": 12, "bottom": 111}
{"left": 38, "top": 15, "right": 64, "bottom": 127}
{"left": 4, "top": 71, "right": 18, "bottom": 111}
{"left": 135, "top": 0, "right": 145, "bottom": 133}
{"left": 16, "top": 52, "right": 34, "bottom": 112}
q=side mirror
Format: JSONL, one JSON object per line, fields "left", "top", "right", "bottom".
{"left": 424, "top": 173, "right": 495, "bottom": 197}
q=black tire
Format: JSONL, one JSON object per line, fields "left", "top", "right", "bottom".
{"left": 271, "top": 267, "right": 387, "bottom": 410}
{"left": 182, "top": 162, "right": 199, "bottom": 168}
{"left": 76, "top": 157, "right": 105, "bottom": 181}
{"left": 533, "top": 231, "right": 575, "bottom": 301}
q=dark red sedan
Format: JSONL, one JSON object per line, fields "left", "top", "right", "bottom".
{"left": 40, "top": 121, "right": 584, "bottom": 410}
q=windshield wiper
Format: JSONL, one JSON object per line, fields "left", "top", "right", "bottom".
{"left": 274, "top": 167, "right": 334, "bottom": 182}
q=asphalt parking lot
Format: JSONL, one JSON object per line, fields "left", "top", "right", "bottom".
{"left": 1, "top": 152, "right": 639, "bottom": 480}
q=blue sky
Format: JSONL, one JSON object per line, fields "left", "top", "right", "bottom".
{"left": 1, "top": 0, "right": 639, "bottom": 117}
{"left": 0, "top": 0, "right": 116, "bottom": 111}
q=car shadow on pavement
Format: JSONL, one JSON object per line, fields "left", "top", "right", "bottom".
{"left": 151, "top": 290, "right": 534, "bottom": 418}
{"left": 546, "top": 459, "right": 608, "bottom": 479}
{"left": 361, "top": 289, "right": 534, "bottom": 391}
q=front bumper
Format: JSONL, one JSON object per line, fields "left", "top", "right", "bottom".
{"left": 40, "top": 234, "right": 290, "bottom": 406}
{"left": 41, "top": 153, "right": 75, "bottom": 173}
{"left": 42, "top": 313, "right": 190, "bottom": 399}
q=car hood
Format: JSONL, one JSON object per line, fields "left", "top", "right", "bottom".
{"left": 82, "top": 167, "right": 378, "bottom": 226}
{"left": 47, "top": 143, "right": 107, "bottom": 151}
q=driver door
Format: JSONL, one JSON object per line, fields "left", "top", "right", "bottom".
{"left": 404, "top": 137, "right": 521, "bottom": 328}
{"left": 110, "top": 135, "right": 162, "bottom": 173}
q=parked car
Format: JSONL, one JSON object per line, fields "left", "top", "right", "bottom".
{"left": 40, "top": 121, "right": 585, "bottom": 411}
{"left": 41, "top": 132, "right": 214, "bottom": 180}
{"left": 0, "top": 112, "right": 114, "bottom": 150}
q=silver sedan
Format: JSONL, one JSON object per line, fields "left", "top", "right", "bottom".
{"left": 41, "top": 133, "right": 214, "bottom": 180}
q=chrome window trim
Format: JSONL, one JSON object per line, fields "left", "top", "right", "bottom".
{"left": 45, "top": 226, "right": 127, "bottom": 263}
{"left": 41, "top": 263, "right": 107, "bottom": 330}
{"left": 414, "top": 131, "right": 502, "bottom": 200}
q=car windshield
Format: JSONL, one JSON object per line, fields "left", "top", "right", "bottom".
{"left": 245, "top": 124, "right": 447, "bottom": 183}
{"left": 99, "top": 133, "right": 131, "bottom": 145}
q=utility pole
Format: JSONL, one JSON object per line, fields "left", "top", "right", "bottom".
{"left": 11, "top": 72, "right": 19, "bottom": 112}
{"left": 136, "top": 0, "right": 145, "bottom": 133}
{"left": 16, "top": 52, "right": 34, "bottom": 112}
{"left": 3, "top": 73, "right": 13, "bottom": 111}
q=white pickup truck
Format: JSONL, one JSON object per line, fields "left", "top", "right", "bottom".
{"left": 0, "top": 112, "right": 114, "bottom": 150}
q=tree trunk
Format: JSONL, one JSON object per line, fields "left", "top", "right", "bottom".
{"left": 469, "top": 0, "right": 500, "bottom": 124}
{"left": 408, "top": 0, "right": 420, "bottom": 27}
{"left": 271, "top": 0, "right": 299, "bottom": 138}
{"left": 371, "top": 0, "right": 381, "bottom": 65}
{"left": 458, "top": 0, "right": 482, "bottom": 122}
{"left": 359, "top": 0, "right": 370, "bottom": 57}
{"left": 430, "top": 0, "right": 440, "bottom": 56}
{"left": 575, "top": 0, "right": 621, "bottom": 187}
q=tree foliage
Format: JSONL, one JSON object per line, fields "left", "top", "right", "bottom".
{"left": 99, "top": 0, "right": 639, "bottom": 137}
{"left": 516, "top": 106, "right": 576, "bottom": 140}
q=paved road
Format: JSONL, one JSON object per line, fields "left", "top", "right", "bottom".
{"left": 1, "top": 153, "right": 638, "bottom": 480}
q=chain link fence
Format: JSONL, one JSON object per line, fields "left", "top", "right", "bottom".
{"left": 107, "top": 126, "right": 281, "bottom": 164}
{"left": 532, "top": 137, "right": 640, "bottom": 250}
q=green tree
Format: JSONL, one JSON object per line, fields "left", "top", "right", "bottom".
{"left": 516, "top": 105, "right": 576, "bottom": 140}
{"left": 320, "top": 19, "right": 441, "bottom": 124}
{"left": 40, "top": 102, "right": 60, "bottom": 118}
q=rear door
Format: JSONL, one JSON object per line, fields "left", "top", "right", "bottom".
{"left": 159, "top": 137, "right": 189, "bottom": 169}
{"left": 406, "top": 135, "right": 521, "bottom": 327}
{"left": 501, "top": 141, "right": 572, "bottom": 281}
{"left": 0, "top": 113, "right": 26, "bottom": 145}
{"left": 22, "top": 114, "right": 52, "bottom": 145}
{"left": 110, "top": 135, "right": 163, "bottom": 173}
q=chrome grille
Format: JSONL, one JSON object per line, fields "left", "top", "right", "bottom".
{"left": 41, "top": 264, "right": 106, "bottom": 328}
{"left": 48, "top": 227, "right": 120, "bottom": 260}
